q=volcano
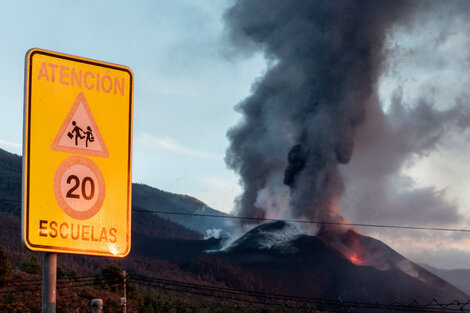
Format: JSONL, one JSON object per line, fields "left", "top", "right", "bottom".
{"left": 217, "top": 221, "right": 468, "bottom": 303}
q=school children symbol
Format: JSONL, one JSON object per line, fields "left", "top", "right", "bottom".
{"left": 51, "top": 92, "right": 109, "bottom": 157}
{"left": 68, "top": 121, "right": 94, "bottom": 147}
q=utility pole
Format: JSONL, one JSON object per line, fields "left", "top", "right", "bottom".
{"left": 42, "top": 252, "right": 57, "bottom": 313}
{"left": 122, "top": 270, "right": 127, "bottom": 313}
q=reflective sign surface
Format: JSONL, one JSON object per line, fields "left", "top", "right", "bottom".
{"left": 23, "top": 49, "right": 133, "bottom": 257}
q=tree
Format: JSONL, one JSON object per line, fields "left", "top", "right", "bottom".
{"left": 0, "top": 292, "right": 24, "bottom": 313}
{"left": 0, "top": 245, "right": 11, "bottom": 283}
{"left": 100, "top": 263, "right": 123, "bottom": 292}
{"left": 67, "top": 269, "right": 79, "bottom": 282}
{"left": 19, "top": 256, "right": 41, "bottom": 275}
{"left": 57, "top": 266, "right": 64, "bottom": 279}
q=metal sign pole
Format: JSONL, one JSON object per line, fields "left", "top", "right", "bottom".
{"left": 42, "top": 252, "right": 57, "bottom": 313}
{"left": 123, "top": 270, "right": 127, "bottom": 313}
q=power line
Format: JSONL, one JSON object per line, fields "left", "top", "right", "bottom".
{"left": 133, "top": 208, "right": 470, "bottom": 233}
{"left": 130, "top": 274, "right": 335, "bottom": 307}
{"left": 0, "top": 275, "right": 122, "bottom": 294}
{"left": 129, "top": 274, "right": 333, "bottom": 305}
{"left": 3, "top": 197, "right": 470, "bottom": 234}
{"left": 4, "top": 274, "right": 470, "bottom": 312}
{"left": 127, "top": 273, "right": 470, "bottom": 312}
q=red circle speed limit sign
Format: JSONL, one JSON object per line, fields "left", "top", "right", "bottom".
{"left": 54, "top": 156, "right": 105, "bottom": 220}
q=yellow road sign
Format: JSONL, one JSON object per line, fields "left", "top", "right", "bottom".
{"left": 23, "top": 49, "right": 133, "bottom": 257}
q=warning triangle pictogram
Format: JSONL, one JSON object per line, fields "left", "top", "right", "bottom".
{"left": 51, "top": 92, "right": 109, "bottom": 157}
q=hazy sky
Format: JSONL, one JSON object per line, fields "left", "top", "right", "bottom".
{"left": 0, "top": 0, "right": 265, "bottom": 213}
{"left": 2, "top": 1, "right": 470, "bottom": 269}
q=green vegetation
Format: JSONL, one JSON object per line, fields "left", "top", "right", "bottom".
{"left": 67, "top": 269, "right": 79, "bottom": 282}
{"left": 19, "top": 255, "right": 41, "bottom": 275}
{"left": 0, "top": 245, "right": 11, "bottom": 283}
{"left": 99, "top": 263, "right": 123, "bottom": 292}
{"left": 0, "top": 292, "right": 24, "bottom": 313}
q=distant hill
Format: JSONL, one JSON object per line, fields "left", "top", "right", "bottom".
{"left": 133, "top": 183, "right": 235, "bottom": 235}
{"left": 421, "top": 263, "right": 470, "bottom": 296}
{"left": 0, "top": 149, "right": 22, "bottom": 215}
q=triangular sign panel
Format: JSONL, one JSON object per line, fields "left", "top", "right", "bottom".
{"left": 51, "top": 92, "right": 109, "bottom": 157}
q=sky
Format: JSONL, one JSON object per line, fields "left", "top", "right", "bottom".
{"left": 2, "top": 1, "right": 470, "bottom": 269}
{"left": 0, "top": 0, "right": 265, "bottom": 213}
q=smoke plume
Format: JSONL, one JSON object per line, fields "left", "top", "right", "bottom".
{"left": 224, "top": 0, "right": 422, "bottom": 225}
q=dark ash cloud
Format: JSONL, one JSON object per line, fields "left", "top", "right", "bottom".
{"left": 224, "top": 0, "right": 470, "bottom": 248}
{"left": 224, "top": 0, "right": 422, "bottom": 224}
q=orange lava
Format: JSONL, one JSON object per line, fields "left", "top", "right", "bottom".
{"left": 349, "top": 254, "right": 364, "bottom": 265}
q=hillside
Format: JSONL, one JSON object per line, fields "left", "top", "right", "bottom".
{"left": 421, "top": 264, "right": 470, "bottom": 296}
{"left": 0, "top": 149, "right": 21, "bottom": 215}
{"left": 133, "top": 183, "right": 235, "bottom": 235}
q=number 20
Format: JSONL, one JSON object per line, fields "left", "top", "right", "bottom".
{"left": 66, "top": 175, "right": 95, "bottom": 200}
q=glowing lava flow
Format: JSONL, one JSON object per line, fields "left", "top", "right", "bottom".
{"left": 349, "top": 254, "right": 364, "bottom": 265}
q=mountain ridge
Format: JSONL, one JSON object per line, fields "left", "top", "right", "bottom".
{"left": 132, "top": 183, "right": 235, "bottom": 235}
{"left": 421, "top": 263, "right": 470, "bottom": 295}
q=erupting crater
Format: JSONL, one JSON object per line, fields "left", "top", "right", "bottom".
{"left": 348, "top": 253, "right": 364, "bottom": 266}
{"left": 219, "top": 221, "right": 468, "bottom": 302}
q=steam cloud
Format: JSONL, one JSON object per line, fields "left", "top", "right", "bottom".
{"left": 224, "top": 0, "right": 422, "bottom": 224}
{"left": 341, "top": 89, "right": 470, "bottom": 226}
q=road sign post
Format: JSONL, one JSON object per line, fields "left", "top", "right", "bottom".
{"left": 42, "top": 252, "right": 57, "bottom": 313}
{"left": 23, "top": 49, "right": 133, "bottom": 312}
